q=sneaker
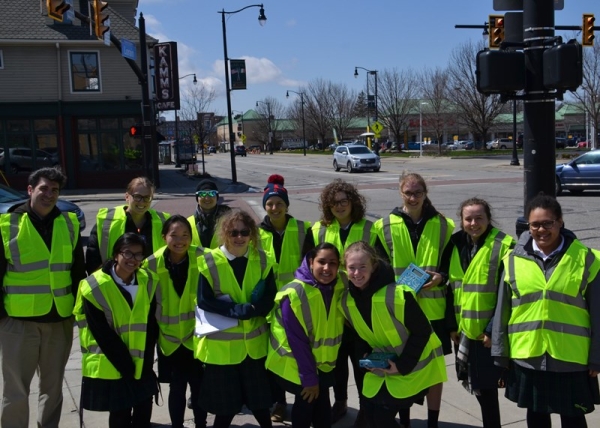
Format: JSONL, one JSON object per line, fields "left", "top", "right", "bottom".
{"left": 331, "top": 400, "right": 348, "bottom": 424}
{"left": 271, "top": 402, "right": 287, "bottom": 423}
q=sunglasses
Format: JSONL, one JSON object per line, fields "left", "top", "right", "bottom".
{"left": 120, "top": 250, "right": 145, "bottom": 261}
{"left": 129, "top": 194, "right": 152, "bottom": 203}
{"left": 196, "top": 190, "right": 218, "bottom": 198}
{"left": 229, "top": 229, "right": 251, "bottom": 237}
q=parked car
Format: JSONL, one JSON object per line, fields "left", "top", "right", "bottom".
{"left": 234, "top": 145, "right": 247, "bottom": 157}
{"left": 0, "top": 183, "right": 86, "bottom": 230}
{"left": 208, "top": 146, "right": 217, "bottom": 154}
{"left": 0, "top": 147, "right": 59, "bottom": 174}
{"left": 577, "top": 141, "right": 589, "bottom": 149}
{"left": 555, "top": 149, "right": 600, "bottom": 195}
{"left": 555, "top": 138, "right": 567, "bottom": 149}
{"left": 333, "top": 145, "right": 380, "bottom": 173}
{"left": 489, "top": 138, "right": 514, "bottom": 149}
{"left": 407, "top": 142, "right": 422, "bottom": 150}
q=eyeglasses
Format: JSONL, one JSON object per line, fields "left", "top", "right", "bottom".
{"left": 401, "top": 191, "right": 425, "bottom": 199}
{"left": 229, "top": 229, "right": 251, "bottom": 237}
{"left": 129, "top": 194, "right": 152, "bottom": 203}
{"left": 331, "top": 199, "right": 350, "bottom": 208}
{"left": 120, "top": 250, "right": 145, "bottom": 261}
{"left": 528, "top": 220, "right": 557, "bottom": 231}
{"left": 196, "top": 190, "right": 218, "bottom": 198}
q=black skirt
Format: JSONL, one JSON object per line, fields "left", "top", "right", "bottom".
{"left": 505, "top": 363, "right": 600, "bottom": 417}
{"left": 199, "top": 356, "right": 272, "bottom": 415}
{"left": 80, "top": 373, "right": 159, "bottom": 412}
{"left": 157, "top": 345, "right": 202, "bottom": 384}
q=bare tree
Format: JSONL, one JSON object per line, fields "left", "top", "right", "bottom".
{"left": 569, "top": 43, "right": 600, "bottom": 148}
{"left": 329, "top": 83, "right": 357, "bottom": 141}
{"left": 419, "top": 67, "right": 451, "bottom": 154}
{"left": 254, "top": 96, "right": 286, "bottom": 150}
{"left": 178, "top": 84, "right": 216, "bottom": 149}
{"left": 447, "top": 39, "right": 504, "bottom": 148}
{"left": 304, "top": 78, "right": 335, "bottom": 150}
{"left": 377, "top": 68, "right": 419, "bottom": 149}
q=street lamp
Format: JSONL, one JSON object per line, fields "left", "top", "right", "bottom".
{"left": 419, "top": 102, "right": 428, "bottom": 158}
{"left": 354, "top": 67, "right": 378, "bottom": 150}
{"left": 219, "top": 4, "right": 266, "bottom": 183}
{"left": 256, "top": 100, "right": 273, "bottom": 154}
{"left": 175, "top": 73, "right": 197, "bottom": 167}
{"left": 286, "top": 90, "right": 306, "bottom": 156}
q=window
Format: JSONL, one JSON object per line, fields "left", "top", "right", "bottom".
{"left": 0, "top": 119, "right": 58, "bottom": 175}
{"left": 0, "top": 50, "right": 4, "bottom": 69}
{"left": 70, "top": 51, "right": 100, "bottom": 92}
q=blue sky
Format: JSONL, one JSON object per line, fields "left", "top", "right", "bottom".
{"left": 139, "top": 0, "right": 597, "bottom": 119}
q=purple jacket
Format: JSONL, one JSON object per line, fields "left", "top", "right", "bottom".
{"left": 280, "top": 255, "right": 336, "bottom": 387}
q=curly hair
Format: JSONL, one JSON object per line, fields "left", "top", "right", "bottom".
{"left": 28, "top": 167, "right": 67, "bottom": 189}
{"left": 318, "top": 179, "right": 367, "bottom": 226}
{"left": 525, "top": 193, "right": 562, "bottom": 221}
{"left": 126, "top": 177, "right": 155, "bottom": 195}
{"left": 215, "top": 209, "right": 259, "bottom": 253}
{"left": 457, "top": 197, "right": 495, "bottom": 230}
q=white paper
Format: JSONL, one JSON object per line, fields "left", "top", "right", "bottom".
{"left": 194, "top": 295, "right": 239, "bottom": 337}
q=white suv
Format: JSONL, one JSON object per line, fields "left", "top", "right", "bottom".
{"left": 489, "top": 138, "right": 513, "bottom": 149}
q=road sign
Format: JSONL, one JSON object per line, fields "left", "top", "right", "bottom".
{"left": 371, "top": 121, "right": 383, "bottom": 134}
{"left": 121, "top": 38, "right": 136, "bottom": 60}
{"left": 241, "top": 134, "right": 247, "bottom": 142}
{"left": 493, "top": 0, "right": 563, "bottom": 11}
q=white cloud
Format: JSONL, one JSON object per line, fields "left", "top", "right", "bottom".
{"left": 286, "top": 19, "right": 297, "bottom": 27}
{"left": 212, "top": 56, "right": 282, "bottom": 84}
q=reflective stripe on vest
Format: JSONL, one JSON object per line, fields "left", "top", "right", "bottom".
{"left": 449, "top": 229, "right": 514, "bottom": 339}
{"left": 0, "top": 212, "right": 78, "bottom": 317}
{"left": 375, "top": 214, "right": 453, "bottom": 320}
{"left": 505, "top": 242, "right": 600, "bottom": 364}
{"left": 98, "top": 207, "right": 169, "bottom": 263}
{"left": 147, "top": 246, "right": 205, "bottom": 355}
{"left": 340, "top": 283, "right": 447, "bottom": 399}
{"left": 266, "top": 276, "right": 346, "bottom": 384}
{"left": 194, "top": 247, "right": 274, "bottom": 364}
{"left": 312, "top": 219, "right": 375, "bottom": 255}
{"left": 75, "top": 269, "right": 156, "bottom": 379}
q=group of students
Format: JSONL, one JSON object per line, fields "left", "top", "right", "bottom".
{"left": 1, "top": 166, "right": 598, "bottom": 428}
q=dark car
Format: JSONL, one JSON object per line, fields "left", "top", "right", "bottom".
{"left": 0, "top": 183, "right": 86, "bottom": 230}
{"left": 208, "top": 146, "right": 217, "bottom": 154}
{"left": 555, "top": 138, "right": 566, "bottom": 149}
{"left": 234, "top": 145, "right": 247, "bottom": 157}
{"left": 555, "top": 149, "right": 600, "bottom": 195}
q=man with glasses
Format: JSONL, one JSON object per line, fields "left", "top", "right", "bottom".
{"left": 0, "top": 167, "right": 86, "bottom": 427}
{"left": 85, "top": 177, "right": 170, "bottom": 274}
{"left": 188, "top": 179, "right": 230, "bottom": 249}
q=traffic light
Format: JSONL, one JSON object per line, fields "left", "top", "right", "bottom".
{"left": 489, "top": 15, "right": 505, "bottom": 49}
{"left": 47, "top": 0, "right": 70, "bottom": 22}
{"left": 129, "top": 124, "right": 142, "bottom": 137}
{"left": 583, "top": 14, "right": 595, "bottom": 47}
{"left": 92, "top": 0, "right": 110, "bottom": 40}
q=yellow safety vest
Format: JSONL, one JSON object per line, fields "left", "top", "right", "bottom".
{"left": 74, "top": 268, "right": 157, "bottom": 380}
{"left": 449, "top": 229, "right": 514, "bottom": 339}
{"left": 194, "top": 247, "right": 274, "bottom": 365}
{"left": 0, "top": 212, "right": 79, "bottom": 318}
{"left": 96, "top": 206, "right": 169, "bottom": 263}
{"left": 187, "top": 214, "right": 220, "bottom": 249}
{"left": 266, "top": 276, "right": 346, "bottom": 385}
{"left": 259, "top": 218, "right": 311, "bottom": 289}
{"left": 144, "top": 245, "right": 206, "bottom": 356}
{"left": 504, "top": 240, "right": 600, "bottom": 365}
{"left": 374, "top": 214, "right": 454, "bottom": 320}
{"left": 311, "top": 218, "right": 376, "bottom": 255}
{"left": 339, "top": 284, "right": 447, "bottom": 399}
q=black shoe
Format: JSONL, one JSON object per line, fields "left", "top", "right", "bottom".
{"left": 353, "top": 409, "right": 367, "bottom": 428}
{"left": 331, "top": 400, "right": 348, "bottom": 424}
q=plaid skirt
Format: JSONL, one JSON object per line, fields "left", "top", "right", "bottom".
{"left": 505, "top": 363, "right": 600, "bottom": 417}
{"left": 199, "top": 356, "right": 272, "bottom": 415}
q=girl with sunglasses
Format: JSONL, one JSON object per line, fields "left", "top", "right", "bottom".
{"left": 74, "top": 233, "right": 159, "bottom": 427}
{"left": 86, "top": 176, "right": 170, "bottom": 274}
{"left": 258, "top": 174, "right": 312, "bottom": 423}
{"left": 492, "top": 194, "right": 600, "bottom": 428}
{"left": 266, "top": 243, "right": 346, "bottom": 428}
{"left": 144, "top": 215, "right": 208, "bottom": 428}
{"left": 189, "top": 179, "right": 231, "bottom": 249}
{"left": 195, "top": 209, "right": 277, "bottom": 428}
{"left": 373, "top": 172, "right": 455, "bottom": 428}
{"left": 309, "top": 179, "right": 380, "bottom": 426}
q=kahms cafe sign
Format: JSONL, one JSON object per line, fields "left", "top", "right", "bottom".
{"left": 154, "top": 42, "right": 180, "bottom": 111}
